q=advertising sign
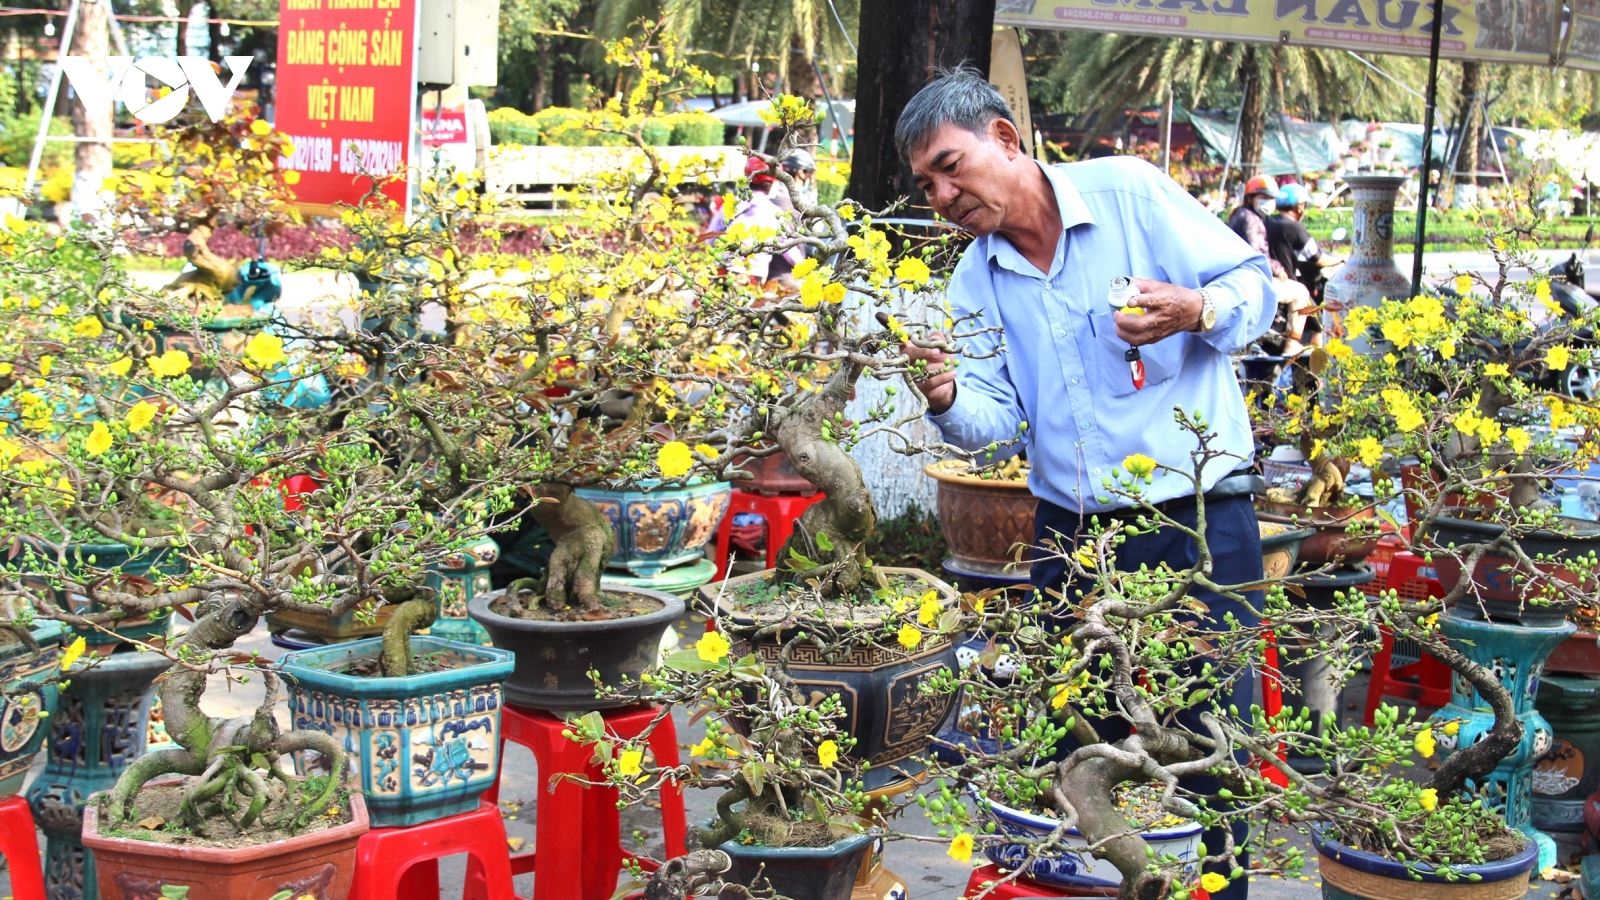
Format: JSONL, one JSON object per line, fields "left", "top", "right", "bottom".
{"left": 996, "top": 0, "right": 1597, "bottom": 70}
{"left": 275, "top": 0, "right": 420, "bottom": 213}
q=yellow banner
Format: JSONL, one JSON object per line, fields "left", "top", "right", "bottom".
{"left": 996, "top": 0, "right": 1591, "bottom": 69}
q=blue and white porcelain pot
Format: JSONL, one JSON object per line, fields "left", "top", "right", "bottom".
{"left": 1312, "top": 828, "right": 1535, "bottom": 900}
{"left": 975, "top": 793, "right": 1203, "bottom": 890}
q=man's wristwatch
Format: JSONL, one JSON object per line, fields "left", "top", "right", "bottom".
{"left": 1194, "top": 287, "right": 1218, "bottom": 333}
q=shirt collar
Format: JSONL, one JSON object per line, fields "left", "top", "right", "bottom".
{"left": 985, "top": 160, "right": 1097, "bottom": 278}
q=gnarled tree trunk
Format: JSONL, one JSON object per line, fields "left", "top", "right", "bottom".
{"left": 1236, "top": 46, "right": 1265, "bottom": 184}
{"left": 527, "top": 485, "right": 615, "bottom": 612}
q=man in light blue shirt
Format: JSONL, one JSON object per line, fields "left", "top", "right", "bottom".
{"left": 899, "top": 70, "right": 1274, "bottom": 900}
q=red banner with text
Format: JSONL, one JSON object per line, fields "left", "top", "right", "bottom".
{"left": 274, "top": 0, "right": 418, "bottom": 211}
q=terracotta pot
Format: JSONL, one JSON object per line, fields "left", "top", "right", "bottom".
{"left": 700, "top": 568, "right": 959, "bottom": 791}
{"left": 1398, "top": 463, "right": 1501, "bottom": 526}
{"left": 1254, "top": 500, "right": 1380, "bottom": 566}
{"left": 728, "top": 448, "right": 818, "bottom": 496}
{"left": 81, "top": 785, "right": 368, "bottom": 900}
{"left": 923, "top": 461, "right": 1036, "bottom": 577}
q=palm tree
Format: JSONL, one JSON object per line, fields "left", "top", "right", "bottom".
{"left": 595, "top": 0, "right": 857, "bottom": 110}
{"left": 1027, "top": 33, "right": 1425, "bottom": 177}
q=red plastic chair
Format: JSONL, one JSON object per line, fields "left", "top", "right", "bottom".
{"left": 711, "top": 489, "right": 828, "bottom": 580}
{"left": 0, "top": 795, "right": 46, "bottom": 900}
{"left": 490, "top": 704, "right": 688, "bottom": 900}
{"left": 348, "top": 800, "right": 515, "bottom": 900}
{"left": 1361, "top": 552, "right": 1453, "bottom": 725}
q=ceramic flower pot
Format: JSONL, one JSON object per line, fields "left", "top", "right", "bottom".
{"left": 1255, "top": 500, "right": 1380, "bottom": 567}
{"left": 1428, "top": 610, "right": 1576, "bottom": 871}
{"left": 81, "top": 785, "right": 369, "bottom": 900}
{"left": 278, "top": 635, "right": 515, "bottom": 827}
{"left": 1423, "top": 515, "right": 1597, "bottom": 627}
{"left": 576, "top": 480, "right": 733, "bottom": 576}
{"left": 266, "top": 603, "right": 396, "bottom": 644}
{"left": 467, "top": 587, "right": 684, "bottom": 711}
{"left": 27, "top": 646, "right": 171, "bottom": 900}
{"left": 25, "top": 542, "right": 182, "bottom": 646}
{"left": 718, "top": 830, "right": 878, "bottom": 900}
{"left": 1259, "top": 521, "right": 1316, "bottom": 580}
{"left": 1532, "top": 675, "right": 1600, "bottom": 835}
{"left": 701, "top": 568, "right": 960, "bottom": 792}
{"left": 425, "top": 534, "right": 499, "bottom": 644}
{"left": 0, "top": 618, "right": 65, "bottom": 799}
{"left": 1311, "top": 828, "right": 1536, "bottom": 900}
{"left": 1323, "top": 174, "right": 1412, "bottom": 344}
{"left": 975, "top": 793, "right": 1203, "bottom": 890}
{"left": 924, "top": 461, "right": 1036, "bottom": 578}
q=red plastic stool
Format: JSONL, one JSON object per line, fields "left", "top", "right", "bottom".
{"left": 1362, "top": 552, "right": 1453, "bottom": 725}
{"left": 0, "top": 795, "right": 47, "bottom": 900}
{"left": 711, "top": 488, "right": 827, "bottom": 580}
{"left": 963, "top": 863, "right": 1119, "bottom": 898}
{"left": 492, "top": 703, "right": 688, "bottom": 900}
{"left": 348, "top": 800, "right": 515, "bottom": 900}
{"left": 1258, "top": 626, "right": 1289, "bottom": 788}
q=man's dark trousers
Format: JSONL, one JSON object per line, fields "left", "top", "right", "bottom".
{"left": 1030, "top": 494, "right": 1263, "bottom": 900}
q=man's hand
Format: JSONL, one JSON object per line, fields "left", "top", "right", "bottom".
{"left": 905, "top": 332, "right": 957, "bottom": 416}
{"left": 1114, "top": 278, "right": 1204, "bottom": 347}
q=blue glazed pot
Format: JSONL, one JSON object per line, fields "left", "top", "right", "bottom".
{"left": 426, "top": 535, "right": 499, "bottom": 645}
{"left": 576, "top": 480, "right": 732, "bottom": 576}
{"left": 0, "top": 618, "right": 65, "bottom": 799}
{"left": 278, "top": 635, "right": 516, "bottom": 827}
{"left": 22, "top": 542, "right": 184, "bottom": 645}
{"left": 1429, "top": 611, "right": 1576, "bottom": 873}
{"left": 975, "top": 793, "right": 1202, "bottom": 890}
{"left": 1312, "top": 828, "right": 1536, "bottom": 900}
{"left": 718, "top": 830, "right": 878, "bottom": 900}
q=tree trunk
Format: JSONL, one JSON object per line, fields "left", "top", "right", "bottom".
{"left": 69, "top": 0, "right": 113, "bottom": 220}
{"left": 845, "top": 0, "right": 996, "bottom": 213}
{"left": 526, "top": 485, "right": 615, "bottom": 613}
{"left": 1236, "top": 46, "right": 1265, "bottom": 183}
{"left": 531, "top": 60, "right": 549, "bottom": 111}
{"left": 786, "top": 45, "right": 819, "bottom": 145}
{"left": 1453, "top": 61, "right": 1483, "bottom": 208}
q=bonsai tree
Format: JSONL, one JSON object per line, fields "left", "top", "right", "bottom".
{"left": 0, "top": 215, "right": 519, "bottom": 835}
{"left": 904, "top": 420, "right": 1554, "bottom": 899}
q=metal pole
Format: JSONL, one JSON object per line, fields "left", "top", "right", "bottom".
{"left": 1159, "top": 87, "right": 1173, "bottom": 173}
{"left": 1218, "top": 73, "right": 1251, "bottom": 206}
{"left": 1410, "top": 0, "right": 1446, "bottom": 298}
{"left": 1483, "top": 98, "right": 1510, "bottom": 187}
{"left": 24, "top": 0, "right": 83, "bottom": 197}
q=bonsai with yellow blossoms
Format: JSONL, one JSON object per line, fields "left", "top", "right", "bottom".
{"left": 0, "top": 215, "right": 528, "bottom": 849}
{"left": 900, "top": 420, "right": 1538, "bottom": 900}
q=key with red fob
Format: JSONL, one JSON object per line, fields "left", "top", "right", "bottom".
{"left": 1107, "top": 277, "right": 1145, "bottom": 390}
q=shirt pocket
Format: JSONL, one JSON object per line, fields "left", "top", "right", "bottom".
{"left": 1084, "top": 310, "right": 1186, "bottom": 398}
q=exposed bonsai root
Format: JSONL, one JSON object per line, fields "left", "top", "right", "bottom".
{"left": 527, "top": 486, "right": 615, "bottom": 612}
{"left": 162, "top": 225, "right": 241, "bottom": 298}
{"left": 380, "top": 596, "right": 437, "bottom": 677}
{"left": 107, "top": 748, "right": 208, "bottom": 825}
{"left": 643, "top": 850, "right": 733, "bottom": 900}
{"left": 270, "top": 729, "right": 348, "bottom": 831}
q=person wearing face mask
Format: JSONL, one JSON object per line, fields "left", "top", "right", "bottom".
{"left": 1226, "top": 176, "right": 1282, "bottom": 277}
{"left": 768, "top": 149, "right": 819, "bottom": 212}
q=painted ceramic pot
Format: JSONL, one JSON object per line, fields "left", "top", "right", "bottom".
{"left": 1323, "top": 174, "right": 1412, "bottom": 347}
{"left": 718, "top": 830, "right": 878, "bottom": 900}
{"left": 924, "top": 461, "right": 1036, "bottom": 578}
{"left": 976, "top": 793, "right": 1202, "bottom": 890}
{"left": 576, "top": 480, "right": 732, "bottom": 576}
{"left": 703, "top": 567, "right": 960, "bottom": 792}
{"left": 426, "top": 535, "right": 499, "bottom": 644}
{"left": 0, "top": 619, "right": 65, "bottom": 798}
{"left": 278, "top": 636, "right": 515, "bottom": 827}
{"left": 1312, "top": 828, "right": 1535, "bottom": 900}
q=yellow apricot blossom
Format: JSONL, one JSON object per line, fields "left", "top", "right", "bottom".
{"left": 897, "top": 623, "right": 922, "bottom": 650}
{"left": 947, "top": 833, "right": 975, "bottom": 864}
{"left": 83, "top": 421, "right": 113, "bottom": 456}
{"left": 817, "top": 739, "right": 838, "bottom": 769}
{"left": 244, "top": 332, "right": 287, "bottom": 369}
{"left": 695, "top": 631, "right": 731, "bottom": 663}
{"left": 125, "top": 401, "right": 157, "bottom": 433}
{"left": 147, "top": 350, "right": 191, "bottom": 378}
{"left": 656, "top": 441, "right": 694, "bottom": 478}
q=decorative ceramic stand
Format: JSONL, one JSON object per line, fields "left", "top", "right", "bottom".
{"left": 1429, "top": 611, "right": 1577, "bottom": 872}
{"left": 1531, "top": 675, "right": 1600, "bottom": 835}
{"left": 27, "top": 649, "right": 171, "bottom": 900}
{"left": 600, "top": 557, "right": 717, "bottom": 599}
{"left": 1323, "top": 174, "right": 1412, "bottom": 351}
{"left": 576, "top": 480, "right": 732, "bottom": 577}
{"left": 427, "top": 535, "right": 499, "bottom": 644}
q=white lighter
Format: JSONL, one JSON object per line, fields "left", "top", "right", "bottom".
{"left": 1106, "top": 277, "right": 1145, "bottom": 390}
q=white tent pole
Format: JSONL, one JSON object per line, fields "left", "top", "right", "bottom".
{"left": 24, "top": 0, "right": 84, "bottom": 197}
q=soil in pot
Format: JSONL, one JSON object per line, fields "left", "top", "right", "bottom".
{"left": 333, "top": 645, "right": 477, "bottom": 677}
{"left": 488, "top": 586, "right": 665, "bottom": 622}
{"left": 714, "top": 569, "right": 936, "bottom": 627}
{"left": 97, "top": 775, "right": 353, "bottom": 849}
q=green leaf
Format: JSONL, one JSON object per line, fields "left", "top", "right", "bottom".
{"left": 743, "top": 757, "right": 767, "bottom": 797}
{"left": 786, "top": 547, "right": 819, "bottom": 571}
{"left": 662, "top": 648, "right": 720, "bottom": 672}
{"left": 814, "top": 532, "right": 834, "bottom": 552}
{"left": 160, "top": 887, "right": 191, "bottom": 900}
{"left": 268, "top": 893, "right": 294, "bottom": 900}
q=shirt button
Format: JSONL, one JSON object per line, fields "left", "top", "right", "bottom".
{"left": 1094, "top": 468, "right": 1103, "bottom": 475}
{"left": 1071, "top": 378, "right": 1080, "bottom": 385}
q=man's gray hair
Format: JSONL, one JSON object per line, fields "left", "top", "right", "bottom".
{"left": 895, "top": 67, "right": 1015, "bottom": 162}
